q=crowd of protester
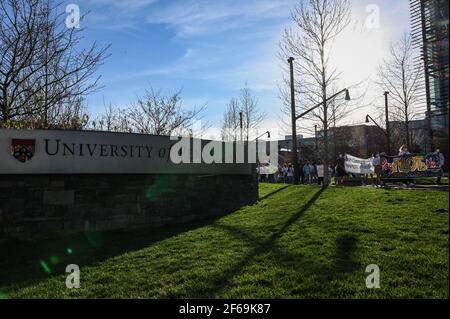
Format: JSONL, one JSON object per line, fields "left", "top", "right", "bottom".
{"left": 262, "top": 161, "right": 331, "bottom": 185}
{"left": 258, "top": 145, "right": 445, "bottom": 187}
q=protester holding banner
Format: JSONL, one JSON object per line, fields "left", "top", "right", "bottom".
{"left": 398, "top": 145, "right": 415, "bottom": 187}
{"left": 317, "top": 163, "right": 324, "bottom": 185}
{"left": 335, "top": 154, "right": 346, "bottom": 185}
{"left": 398, "top": 145, "right": 410, "bottom": 156}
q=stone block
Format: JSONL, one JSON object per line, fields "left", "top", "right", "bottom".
{"left": 50, "top": 180, "right": 65, "bottom": 188}
{"left": 0, "top": 173, "right": 258, "bottom": 241}
{"left": 43, "top": 190, "right": 75, "bottom": 206}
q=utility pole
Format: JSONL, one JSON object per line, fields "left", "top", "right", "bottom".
{"left": 384, "top": 91, "right": 391, "bottom": 155}
{"left": 288, "top": 57, "right": 299, "bottom": 184}
{"left": 239, "top": 112, "right": 243, "bottom": 142}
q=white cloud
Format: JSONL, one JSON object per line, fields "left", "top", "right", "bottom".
{"left": 146, "top": 0, "right": 296, "bottom": 38}
{"left": 77, "top": 0, "right": 159, "bottom": 31}
{"left": 83, "top": 0, "right": 158, "bottom": 11}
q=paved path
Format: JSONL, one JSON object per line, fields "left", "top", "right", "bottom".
{"left": 382, "top": 184, "right": 449, "bottom": 191}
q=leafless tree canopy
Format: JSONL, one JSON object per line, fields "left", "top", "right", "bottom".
{"left": 0, "top": 0, "right": 109, "bottom": 129}
{"left": 221, "top": 83, "right": 265, "bottom": 141}
{"left": 94, "top": 87, "right": 206, "bottom": 136}
{"left": 221, "top": 97, "right": 240, "bottom": 141}
{"left": 93, "top": 102, "right": 132, "bottom": 133}
{"left": 240, "top": 83, "right": 265, "bottom": 141}
{"left": 378, "top": 33, "right": 423, "bottom": 149}
{"left": 279, "top": 0, "right": 351, "bottom": 182}
{"left": 127, "top": 88, "right": 206, "bottom": 136}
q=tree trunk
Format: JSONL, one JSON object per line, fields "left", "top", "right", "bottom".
{"left": 320, "top": 19, "right": 329, "bottom": 187}
{"left": 405, "top": 113, "right": 410, "bottom": 149}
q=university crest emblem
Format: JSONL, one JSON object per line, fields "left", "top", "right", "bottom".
{"left": 11, "top": 139, "right": 36, "bottom": 163}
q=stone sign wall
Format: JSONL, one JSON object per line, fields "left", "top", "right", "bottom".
{"left": 0, "top": 129, "right": 258, "bottom": 241}
{"left": 1, "top": 129, "right": 253, "bottom": 174}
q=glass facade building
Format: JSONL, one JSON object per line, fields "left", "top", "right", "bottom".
{"left": 410, "top": 0, "right": 449, "bottom": 169}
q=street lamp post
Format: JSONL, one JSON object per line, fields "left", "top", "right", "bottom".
{"left": 288, "top": 57, "right": 300, "bottom": 184}
{"left": 287, "top": 57, "right": 350, "bottom": 186}
{"left": 365, "top": 114, "right": 387, "bottom": 135}
{"left": 365, "top": 114, "right": 390, "bottom": 154}
{"left": 295, "top": 88, "right": 350, "bottom": 187}
{"left": 239, "top": 112, "right": 243, "bottom": 142}
{"left": 294, "top": 88, "right": 350, "bottom": 121}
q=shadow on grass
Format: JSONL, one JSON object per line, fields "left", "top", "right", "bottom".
{"left": 335, "top": 234, "right": 359, "bottom": 273}
{"left": 259, "top": 185, "right": 292, "bottom": 201}
{"left": 184, "top": 186, "right": 326, "bottom": 296}
{"left": 183, "top": 186, "right": 363, "bottom": 297}
{"left": 1, "top": 185, "right": 365, "bottom": 298}
{"left": 0, "top": 216, "right": 227, "bottom": 290}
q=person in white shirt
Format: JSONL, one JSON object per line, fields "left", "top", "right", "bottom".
{"left": 371, "top": 152, "right": 382, "bottom": 187}
{"left": 287, "top": 164, "right": 294, "bottom": 184}
{"left": 316, "top": 164, "right": 324, "bottom": 185}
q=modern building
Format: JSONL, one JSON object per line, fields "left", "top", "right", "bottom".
{"left": 388, "top": 119, "right": 430, "bottom": 153}
{"left": 410, "top": 0, "right": 449, "bottom": 169}
{"left": 277, "top": 135, "right": 317, "bottom": 165}
{"left": 277, "top": 120, "right": 430, "bottom": 166}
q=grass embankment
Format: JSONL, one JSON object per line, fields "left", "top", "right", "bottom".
{"left": 0, "top": 183, "right": 448, "bottom": 298}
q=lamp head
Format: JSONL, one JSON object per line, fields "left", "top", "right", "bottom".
{"left": 267, "top": 131, "right": 271, "bottom": 139}
{"left": 345, "top": 89, "right": 351, "bottom": 101}
{"left": 365, "top": 115, "right": 370, "bottom": 123}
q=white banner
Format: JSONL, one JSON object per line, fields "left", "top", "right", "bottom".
{"left": 317, "top": 164, "right": 324, "bottom": 178}
{"left": 344, "top": 154, "right": 374, "bottom": 174}
{"left": 257, "top": 165, "right": 278, "bottom": 175}
{"left": 0, "top": 129, "right": 252, "bottom": 175}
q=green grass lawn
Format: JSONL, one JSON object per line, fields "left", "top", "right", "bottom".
{"left": 0, "top": 183, "right": 448, "bottom": 299}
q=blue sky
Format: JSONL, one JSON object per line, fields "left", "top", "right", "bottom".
{"left": 67, "top": 0, "right": 411, "bottom": 137}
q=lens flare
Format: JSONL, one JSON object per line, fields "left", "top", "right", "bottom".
{"left": 49, "top": 255, "right": 60, "bottom": 265}
{"left": 84, "top": 221, "right": 104, "bottom": 248}
{"left": 39, "top": 260, "right": 51, "bottom": 274}
{"left": 145, "top": 175, "right": 177, "bottom": 200}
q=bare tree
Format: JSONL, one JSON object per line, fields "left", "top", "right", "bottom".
{"left": 93, "top": 103, "right": 131, "bottom": 133}
{"left": 93, "top": 87, "right": 207, "bottom": 136}
{"left": 378, "top": 33, "right": 422, "bottom": 149}
{"left": 39, "top": 96, "right": 89, "bottom": 129}
{"left": 0, "top": 0, "right": 109, "bottom": 128}
{"left": 279, "top": 0, "right": 351, "bottom": 185}
{"left": 239, "top": 83, "right": 265, "bottom": 141}
{"left": 221, "top": 83, "right": 265, "bottom": 141}
{"left": 99, "top": 87, "right": 205, "bottom": 136}
{"left": 221, "top": 97, "right": 240, "bottom": 141}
